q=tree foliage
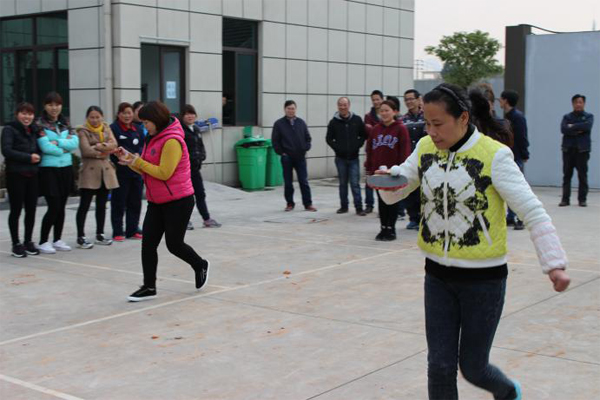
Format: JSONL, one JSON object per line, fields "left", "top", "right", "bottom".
{"left": 425, "top": 30, "right": 503, "bottom": 88}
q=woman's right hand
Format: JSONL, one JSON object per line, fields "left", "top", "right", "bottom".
{"left": 549, "top": 269, "right": 571, "bottom": 292}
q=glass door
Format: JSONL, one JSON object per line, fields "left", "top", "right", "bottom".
{"left": 141, "top": 44, "right": 185, "bottom": 114}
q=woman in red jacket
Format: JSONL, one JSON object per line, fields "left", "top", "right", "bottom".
{"left": 365, "top": 100, "right": 411, "bottom": 241}
{"left": 116, "top": 101, "right": 210, "bottom": 302}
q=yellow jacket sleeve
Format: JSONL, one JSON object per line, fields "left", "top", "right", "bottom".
{"left": 131, "top": 139, "right": 182, "bottom": 181}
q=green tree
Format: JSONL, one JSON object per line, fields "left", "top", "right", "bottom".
{"left": 425, "top": 30, "right": 503, "bottom": 88}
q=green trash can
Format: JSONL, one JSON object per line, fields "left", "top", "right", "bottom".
{"left": 235, "top": 137, "right": 268, "bottom": 191}
{"left": 265, "top": 139, "right": 283, "bottom": 187}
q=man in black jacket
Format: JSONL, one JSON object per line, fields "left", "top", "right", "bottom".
{"left": 180, "top": 105, "right": 221, "bottom": 228}
{"left": 326, "top": 97, "right": 367, "bottom": 215}
{"left": 500, "top": 90, "right": 529, "bottom": 230}
{"left": 560, "top": 94, "right": 594, "bottom": 207}
{"left": 272, "top": 100, "right": 316, "bottom": 212}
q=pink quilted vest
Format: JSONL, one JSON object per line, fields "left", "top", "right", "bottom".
{"left": 141, "top": 118, "right": 194, "bottom": 204}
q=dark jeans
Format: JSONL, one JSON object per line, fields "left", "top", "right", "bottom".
{"left": 405, "top": 188, "right": 421, "bottom": 223}
{"left": 76, "top": 184, "right": 109, "bottom": 238}
{"left": 562, "top": 147, "right": 589, "bottom": 203}
{"left": 111, "top": 174, "right": 143, "bottom": 237}
{"left": 377, "top": 191, "right": 399, "bottom": 230}
{"left": 40, "top": 194, "right": 69, "bottom": 244}
{"left": 334, "top": 157, "right": 362, "bottom": 209}
{"left": 141, "top": 195, "right": 205, "bottom": 288}
{"left": 507, "top": 159, "right": 524, "bottom": 222}
{"left": 425, "top": 274, "right": 515, "bottom": 400}
{"left": 6, "top": 171, "right": 38, "bottom": 245}
{"left": 281, "top": 155, "right": 312, "bottom": 207}
{"left": 191, "top": 168, "right": 210, "bottom": 221}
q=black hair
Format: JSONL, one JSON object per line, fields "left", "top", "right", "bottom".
{"left": 404, "top": 89, "right": 420, "bottom": 99}
{"left": 371, "top": 90, "right": 384, "bottom": 99}
{"left": 500, "top": 90, "right": 519, "bottom": 107}
{"left": 43, "top": 91, "right": 63, "bottom": 105}
{"left": 468, "top": 89, "right": 513, "bottom": 147}
{"left": 86, "top": 105, "right": 104, "bottom": 117}
{"left": 423, "top": 83, "right": 470, "bottom": 118}
{"left": 284, "top": 100, "right": 296, "bottom": 108}
{"left": 181, "top": 104, "right": 197, "bottom": 116}
{"left": 572, "top": 94, "right": 586, "bottom": 103}
{"left": 132, "top": 101, "right": 145, "bottom": 111}
{"left": 15, "top": 102, "right": 35, "bottom": 115}
{"left": 385, "top": 95, "right": 401, "bottom": 111}
{"left": 380, "top": 100, "right": 399, "bottom": 112}
{"left": 138, "top": 101, "right": 172, "bottom": 133}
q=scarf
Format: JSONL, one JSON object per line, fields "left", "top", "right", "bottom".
{"left": 86, "top": 122, "right": 105, "bottom": 143}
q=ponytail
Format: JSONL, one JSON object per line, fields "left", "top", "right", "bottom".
{"left": 468, "top": 89, "right": 513, "bottom": 148}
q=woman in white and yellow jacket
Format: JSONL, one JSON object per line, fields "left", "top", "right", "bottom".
{"left": 373, "top": 84, "right": 570, "bottom": 400}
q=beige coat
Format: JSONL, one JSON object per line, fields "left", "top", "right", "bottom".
{"left": 76, "top": 123, "right": 119, "bottom": 190}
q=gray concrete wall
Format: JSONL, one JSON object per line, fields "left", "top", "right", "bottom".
{"left": 524, "top": 31, "right": 600, "bottom": 189}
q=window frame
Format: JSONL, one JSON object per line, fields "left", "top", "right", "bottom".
{"left": 0, "top": 12, "right": 68, "bottom": 124}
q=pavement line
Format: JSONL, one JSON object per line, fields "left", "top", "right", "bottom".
{"left": 0, "top": 250, "right": 401, "bottom": 347}
{"left": 510, "top": 261, "right": 600, "bottom": 274}
{"left": 0, "top": 374, "right": 85, "bottom": 400}
{"left": 0, "top": 251, "right": 231, "bottom": 290}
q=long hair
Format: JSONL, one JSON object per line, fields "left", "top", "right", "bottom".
{"left": 469, "top": 89, "right": 513, "bottom": 147}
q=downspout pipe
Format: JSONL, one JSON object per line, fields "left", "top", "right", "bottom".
{"left": 103, "top": 0, "right": 114, "bottom": 120}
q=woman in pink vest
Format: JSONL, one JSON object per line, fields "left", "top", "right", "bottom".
{"left": 116, "top": 101, "right": 210, "bottom": 301}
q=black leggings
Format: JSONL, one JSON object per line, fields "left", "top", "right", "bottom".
{"left": 76, "top": 184, "right": 109, "bottom": 238}
{"left": 40, "top": 193, "right": 69, "bottom": 244}
{"left": 6, "top": 171, "right": 38, "bottom": 245}
{"left": 141, "top": 195, "right": 205, "bottom": 287}
{"left": 377, "top": 191, "right": 400, "bottom": 231}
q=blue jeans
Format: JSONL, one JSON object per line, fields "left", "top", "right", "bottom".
{"left": 425, "top": 274, "right": 516, "bottom": 400}
{"left": 507, "top": 159, "right": 524, "bottom": 222}
{"left": 281, "top": 155, "right": 312, "bottom": 207}
{"left": 334, "top": 157, "right": 362, "bottom": 209}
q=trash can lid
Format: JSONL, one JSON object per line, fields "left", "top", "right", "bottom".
{"left": 235, "top": 137, "right": 268, "bottom": 147}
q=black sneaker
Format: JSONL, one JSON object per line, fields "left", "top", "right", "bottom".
{"left": 514, "top": 220, "right": 524, "bottom": 231}
{"left": 12, "top": 243, "right": 27, "bottom": 258}
{"left": 558, "top": 200, "right": 570, "bottom": 207}
{"left": 25, "top": 241, "right": 40, "bottom": 255}
{"left": 356, "top": 208, "right": 367, "bottom": 216}
{"left": 382, "top": 229, "right": 397, "bottom": 241}
{"left": 365, "top": 206, "right": 374, "bottom": 214}
{"left": 336, "top": 207, "right": 349, "bottom": 214}
{"left": 506, "top": 217, "right": 515, "bottom": 226}
{"left": 95, "top": 234, "right": 113, "bottom": 246}
{"left": 77, "top": 236, "right": 94, "bottom": 249}
{"left": 127, "top": 286, "right": 157, "bottom": 302}
{"left": 375, "top": 230, "right": 386, "bottom": 241}
{"left": 187, "top": 221, "right": 194, "bottom": 230}
{"left": 195, "top": 259, "right": 211, "bottom": 289}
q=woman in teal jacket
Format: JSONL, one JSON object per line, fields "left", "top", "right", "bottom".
{"left": 36, "top": 92, "right": 79, "bottom": 254}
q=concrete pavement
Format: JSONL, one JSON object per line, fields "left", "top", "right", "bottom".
{"left": 0, "top": 181, "right": 598, "bottom": 400}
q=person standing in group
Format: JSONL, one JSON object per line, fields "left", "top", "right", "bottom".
{"left": 374, "top": 83, "right": 570, "bottom": 400}
{"left": 36, "top": 92, "right": 79, "bottom": 254}
{"left": 401, "top": 89, "right": 426, "bottom": 231}
{"left": 74, "top": 106, "right": 119, "bottom": 249}
{"left": 499, "top": 90, "right": 529, "bottom": 230}
{"left": 363, "top": 90, "right": 384, "bottom": 214}
{"left": 110, "top": 102, "right": 145, "bottom": 242}
{"left": 115, "top": 101, "right": 210, "bottom": 301}
{"left": 560, "top": 94, "right": 594, "bottom": 207}
{"left": 271, "top": 100, "right": 317, "bottom": 212}
{"left": 132, "top": 101, "right": 148, "bottom": 136}
{"left": 1, "top": 102, "right": 41, "bottom": 257}
{"left": 365, "top": 100, "right": 411, "bottom": 241}
{"left": 179, "top": 104, "right": 221, "bottom": 229}
{"left": 326, "top": 97, "right": 367, "bottom": 216}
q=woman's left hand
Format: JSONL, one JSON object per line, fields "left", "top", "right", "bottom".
{"left": 548, "top": 269, "right": 571, "bottom": 292}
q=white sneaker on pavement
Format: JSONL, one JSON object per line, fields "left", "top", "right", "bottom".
{"left": 37, "top": 242, "right": 57, "bottom": 254}
{"left": 53, "top": 240, "right": 72, "bottom": 251}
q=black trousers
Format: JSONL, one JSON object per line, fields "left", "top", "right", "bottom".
{"left": 111, "top": 174, "right": 143, "bottom": 237}
{"left": 76, "top": 184, "right": 109, "bottom": 238}
{"left": 405, "top": 188, "right": 421, "bottom": 223}
{"left": 141, "top": 195, "right": 205, "bottom": 288}
{"left": 377, "top": 191, "right": 400, "bottom": 231}
{"left": 6, "top": 171, "right": 38, "bottom": 245}
{"left": 191, "top": 168, "right": 210, "bottom": 221}
{"left": 562, "top": 147, "right": 589, "bottom": 203}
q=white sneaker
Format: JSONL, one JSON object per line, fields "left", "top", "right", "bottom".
{"left": 53, "top": 240, "right": 72, "bottom": 251}
{"left": 37, "top": 242, "right": 56, "bottom": 254}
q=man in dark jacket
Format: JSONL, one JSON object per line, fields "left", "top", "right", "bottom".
{"left": 180, "top": 104, "right": 220, "bottom": 229}
{"left": 560, "top": 94, "right": 594, "bottom": 207}
{"left": 326, "top": 97, "right": 366, "bottom": 215}
{"left": 500, "top": 90, "right": 529, "bottom": 230}
{"left": 271, "top": 100, "right": 316, "bottom": 212}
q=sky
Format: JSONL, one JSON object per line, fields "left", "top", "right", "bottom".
{"left": 414, "top": 0, "right": 600, "bottom": 72}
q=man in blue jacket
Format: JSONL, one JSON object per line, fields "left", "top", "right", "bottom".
{"left": 500, "top": 90, "right": 529, "bottom": 230}
{"left": 272, "top": 100, "right": 317, "bottom": 212}
{"left": 560, "top": 94, "right": 594, "bottom": 207}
